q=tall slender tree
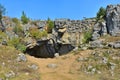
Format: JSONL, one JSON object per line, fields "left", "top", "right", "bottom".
{"left": 0, "top": 4, "right": 6, "bottom": 32}
{"left": 21, "top": 11, "right": 29, "bottom": 24}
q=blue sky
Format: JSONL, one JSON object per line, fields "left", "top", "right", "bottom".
{"left": 0, "top": 0, "right": 120, "bottom": 20}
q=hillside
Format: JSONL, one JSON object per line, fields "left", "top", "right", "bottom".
{"left": 0, "top": 4, "right": 120, "bottom": 80}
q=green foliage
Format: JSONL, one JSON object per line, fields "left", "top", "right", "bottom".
{"left": 8, "top": 37, "right": 20, "bottom": 47}
{"left": 21, "top": 11, "right": 29, "bottom": 24}
{"left": 12, "top": 18, "right": 19, "bottom": 24}
{"left": 0, "top": 31, "right": 7, "bottom": 42}
{"left": 29, "top": 27, "right": 47, "bottom": 40}
{"left": 0, "top": 4, "right": 6, "bottom": 20}
{"left": 13, "top": 25, "right": 24, "bottom": 37}
{"left": 96, "top": 7, "right": 106, "bottom": 21}
{"left": 12, "top": 17, "right": 24, "bottom": 37}
{"left": 46, "top": 17, "right": 54, "bottom": 33}
{"left": 82, "top": 31, "right": 92, "bottom": 44}
{"left": 8, "top": 37, "right": 26, "bottom": 52}
{"left": 16, "top": 43, "right": 26, "bottom": 52}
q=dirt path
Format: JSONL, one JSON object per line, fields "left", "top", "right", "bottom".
{"left": 27, "top": 50, "right": 92, "bottom": 80}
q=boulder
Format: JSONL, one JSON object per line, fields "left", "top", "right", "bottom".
{"left": 108, "top": 41, "right": 120, "bottom": 48}
{"left": 106, "top": 4, "right": 120, "bottom": 36}
{"left": 89, "top": 40, "right": 103, "bottom": 49}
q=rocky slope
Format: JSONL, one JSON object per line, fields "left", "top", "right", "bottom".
{"left": 0, "top": 4, "right": 120, "bottom": 80}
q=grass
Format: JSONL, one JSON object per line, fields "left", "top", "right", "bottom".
{"left": 69, "top": 48, "right": 120, "bottom": 80}
{"left": 0, "top": 45, "right": 40, "bottom": 80}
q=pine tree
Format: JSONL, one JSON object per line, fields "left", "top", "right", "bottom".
{"left": 0, "top": 4, "right": 6, "bottom": 32}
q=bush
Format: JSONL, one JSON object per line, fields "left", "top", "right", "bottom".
{"left": 8, "top": 37, "right": 20, "bottom": 47}
{"left": 29, "top": 27, "right": 47, "bottom": 40}
{"left": 82, "top": 31, "right": 92, "bottom": 44}
{"left": 12, "top": 18, "right": 19, "bottom": 24}
{"left": 16, "top": 43, "right": 26, "bottom": 52}
{"left": 0, "top": 31, "right": 7, "bottom": 42}
{"left": 46, "top": 18, "right": 54, "bottom": 33}
{"left": 13, "top": 25, "right": 24, "bottom": 37}
{"left": 96, "top": 7, "right": 106, "bottom": 21}
{"left": 8, "top": 37, "right": 26, "bottom": 52}
{"left": 21, "top": 11, "right": 29, "bottom": 24}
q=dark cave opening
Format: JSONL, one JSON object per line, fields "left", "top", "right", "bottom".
{"left": 25, "top": 39, "right": 75, "bottom": 58}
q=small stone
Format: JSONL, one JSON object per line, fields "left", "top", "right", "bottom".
{"left": 54, "top": 53, "right": 59, "bottom": 58}
{"left": 76, "top": 57, "right": 84, "bottom": 62}
{"left": 5, "top": 71, "right": 15, "bottom": 78}
{"left": 16, "top": 53, "right": 27, "bottom": 62}
{"left": 28, "top": 64, "right": 38, "bottom": 70}
{"left": 102, "top": 57, "right": 108, "bottom": 64}
{"left": 47, "top": 64, "right": 57, "bottom": 69}
{"left": 2, "top": 62, "right": 5, "bottom": 66}
{"left": 110, "top": 62, "right": 116, "bottom": 70}
{"left": 0, "top": 78, "right": 3, "bottom": 80}
{"left": 97, "top": 71, "right": 101, "bottom": 74}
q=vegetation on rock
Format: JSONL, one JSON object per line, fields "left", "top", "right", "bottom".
{"left": 46, "top": 17, "right": 54, "bottom": 33}
{"left": 96, "top": 7, "right": 106, "bottom": 22}
{"left": 29, "top": 27, "right": 47, "bottom": 40}
{"left": 21, "top": 11, "right": 29, "bottom": 24}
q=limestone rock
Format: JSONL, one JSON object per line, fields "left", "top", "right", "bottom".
{"left": 16, "top": 53, "right": 27, "bottom": 62}
{"left": 106, "top": 4, "right": 120, "bottom": 36}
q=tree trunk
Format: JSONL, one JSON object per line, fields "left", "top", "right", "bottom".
{"left": 0, "top": 20, "right": 5, "bottom": 32}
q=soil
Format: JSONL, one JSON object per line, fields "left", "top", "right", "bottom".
{"left": 27, "top": 50, "right": 92, "bottom": 80}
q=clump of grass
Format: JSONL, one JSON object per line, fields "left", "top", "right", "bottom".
{"left": 0, "top": 46, "right": 40, "bottom": 80}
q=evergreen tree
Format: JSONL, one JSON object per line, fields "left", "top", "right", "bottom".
{"left": 96, "top": 7, "right": 106, "bottom": 21}
{"left": 21, "top": 11, "right": 29, "bottom": 24}
{"left": 46, "top": 17, "right": 54, "bottom": 33}
{"left": 0, "top": 4, "right": 6, "bottom": 32}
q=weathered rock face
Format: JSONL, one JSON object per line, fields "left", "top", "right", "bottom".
{"left": 106, "top": 4, "right": 120, "bottom": 36}
{"left": 91, "top": 22, "right": 107, "bottom": 41}
{"left": 54, "top": 18, "right": 96, "bottom": 46}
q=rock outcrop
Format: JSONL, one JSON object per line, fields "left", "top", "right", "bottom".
{"left": 54, "top": 18, "right": 96, "bottom": 46}
{"left": 106, "top": 4, "right": 120, "bottom": 36}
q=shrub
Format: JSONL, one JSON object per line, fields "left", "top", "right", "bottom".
{"left": 21, "top": 11, "right": 29, "bottom": 24}
{"left": 13, "top": 23, "right": 24, "bottom": 37}
{"left": 0, "top": 31, "right": 7, "bottom": 43}
{"left": 16, "top": 43, "right": 26, "bottom": 52}
{"left": 46, "top": 18, "right": 54, "bottom": 33}
{"left": 8, "top": 37, "right": 20, "bottom": 47}
{"left": 96, "top": 7, "right": 106, "bottom": 21}
{"left": 12, "top": 18, "right": 19, "bottom": 24}
{"left": 29, "top": 27, "right": 47, "bottom": 40}
{"left": 82, "top": 31, "right": 92, "bottom": 44}
{"left": 8, "top": 37, "right": 26, "bottom": 52}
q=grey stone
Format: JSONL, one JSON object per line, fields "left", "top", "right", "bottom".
{"left": 76, "top": 57, "right": 84, "bottom": 62}
{"left": 47, "top": 63, "right": 57, "bottom": 69}
{"left": 106, "top": 4, "right": 120, "bottom": 36}
{"left": 99, "top": 22, "right": 107, "bottom": 36}
{"left": 0, "top": 78, "right": 3, "bottom": 80}
{"left": 89, "top": 40, "right": 103, "bottom": 48}
{"left": 102, "top": 57, "right": 108, "bottom": 64}
{"left": 108, "top": 41, "right": 120, "bottom": 48}
{"left": 5, "top": 71, "right": 15, "bottom": 78}
{"left": 54, "top": 53, "right": 59, "bottom": 58}
{"left": 16, "top": 53, "right": 27, "bottom": 62}
{"left": 28, "top": 64, "right": 38, "bottom": 70}
{"left": 109, "top": 62, "right": 116, "bottom": 70}
{"left": 91, "top": 32, "right": 100, "bottom": 41}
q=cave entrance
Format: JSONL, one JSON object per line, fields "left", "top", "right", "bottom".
{"left": 25, "top": 39, "right": 74, "bottom": 58}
